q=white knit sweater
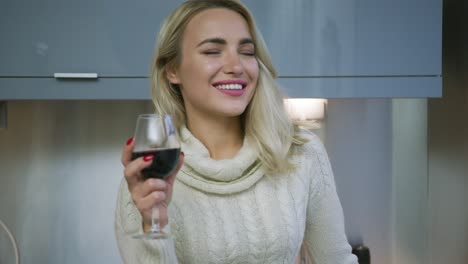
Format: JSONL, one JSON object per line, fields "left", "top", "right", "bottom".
{"left": 115, "top": 127, "right": 358, "bottom": 264}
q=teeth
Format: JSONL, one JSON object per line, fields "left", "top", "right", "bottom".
{"left": 215, "top": 84, "right": 243, "bottom": 90}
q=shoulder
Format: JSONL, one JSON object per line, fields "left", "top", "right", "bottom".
{"left": 291, "top": 129, "right": 336, "bottom": 188}
{"left": 293, "top": 129, "right": 340, "bottom": 201}
{"left": 293, "top": 128, "right": 329, "bottom": 160}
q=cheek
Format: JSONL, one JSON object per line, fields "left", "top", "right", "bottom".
{"left": 197, "top": 56, "right": 221, "bottom": 70}
{"left": 204, "top": 62, "right": 221, "bottom": 75}
{"left": 247, "top": 62, "right": 259, "bottom": 84}
{"left": 247, "top": 62, "right": 259, "bottom": 99}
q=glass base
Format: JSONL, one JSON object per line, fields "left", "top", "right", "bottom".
{"left": 132, "top": 231, "right": 169, "bottom": 240}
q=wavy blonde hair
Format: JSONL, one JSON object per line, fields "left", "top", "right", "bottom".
{"left": 150, "top": 0, "right": 307, "bottom": 174}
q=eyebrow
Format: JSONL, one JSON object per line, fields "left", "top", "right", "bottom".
{"left": 196, "top": 37, "right": 255, "bottom": 47}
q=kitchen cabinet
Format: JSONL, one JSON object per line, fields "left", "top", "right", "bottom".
{"left": 0, "top": 78, "right": 150, "bottom": 100}
{"left": 0, "top": 0, "right": 182, "bottom": 77}
{"left": 0, "top": 0, "right": 442, "bottom": 99}
{"left": 244, "top": 0, "right": 442, "bottom": 77}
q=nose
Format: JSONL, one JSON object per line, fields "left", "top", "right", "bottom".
{"left": 223, "top": 50, "right": 243, "bottom": 76}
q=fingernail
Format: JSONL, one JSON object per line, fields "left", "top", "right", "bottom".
{"left": 126, "top": 137, "right": 134, "bottom": 146}
{"left": 143, "top": 155, "right": 154, "bottom": 162}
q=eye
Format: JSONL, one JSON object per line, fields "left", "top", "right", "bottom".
{"left": 202, "top": 50, "right": 221, "bottom": 55}
{"left": 239, "top": 45, "right": 256, "bottom": 56}
{"left": 241, "top": 51, "right": 255, "bottom": 57}
{"left": 240, "top": 50, "right": 255, "bottom": 56}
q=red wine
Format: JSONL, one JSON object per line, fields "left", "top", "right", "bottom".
{"left": 132, "top": 148, "right": 181, "bottom": 179}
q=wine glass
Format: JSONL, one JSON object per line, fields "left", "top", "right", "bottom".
{"left": 131, "top": 114, "right": 181, "bottom": 239}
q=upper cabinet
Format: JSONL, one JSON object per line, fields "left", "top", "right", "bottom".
{"left": 0, "top": 0, "right": 182, "bottom": 77}
{"left": 244, "top": 0, "right": 442, "bottom": 77}
{"left": 0, "top": 0, "right": 442, "bottom": 99}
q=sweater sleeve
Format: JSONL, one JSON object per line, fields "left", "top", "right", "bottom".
{"left": 302, "top": 134, "right": 358, "bottom": 264}
{"left": 114, "top": 178, "right": 179, "bottom": 264}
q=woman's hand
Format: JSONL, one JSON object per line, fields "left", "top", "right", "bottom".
{"left": 121, "top": 137, "right": 184, "bottom": 231}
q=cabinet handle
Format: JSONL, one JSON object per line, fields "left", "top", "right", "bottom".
{"left": 54, "top": 73, "right": 98, "bottom": 79}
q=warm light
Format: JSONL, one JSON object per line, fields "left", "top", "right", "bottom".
{"left": 284, "top": 98, "right": 327, "bottom": 129}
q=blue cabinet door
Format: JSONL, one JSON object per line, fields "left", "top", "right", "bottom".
{"left": 0, "top": 0, "right": 442, "bottom": 99}
{"left": 243, "top": 0, "right": 442, "bottom": 77}
{"left": 0, "top": 0, "right": 183, "bottom": 77}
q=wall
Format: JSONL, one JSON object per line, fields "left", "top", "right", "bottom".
{"left": 427, "top": 0, "right": 468, "bottom": 263}
{"left": 1, "top": 99, "right": 454, "bottom": 264}
{"left": 391, "top": 99, "right": 428, "bottom": 264}
{"left": 0, "top": 99, "right": 418, "bottom": 264}
{"left": 0, "top": 101, "right": 153, "bottom": 263}
{"left": 325, "top": 99, "right": 393, "bottom": 264}
{"left": 325, "top": 98, "right": 430, "bottom": 264}
{"left": 325, "top": 1, "right": 468, "bottom": 263}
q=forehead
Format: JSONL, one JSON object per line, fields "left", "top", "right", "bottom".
{"left": 183, "top": 8, "right": 252, "bottom": 44}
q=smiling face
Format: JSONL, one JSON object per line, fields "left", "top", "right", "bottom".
{"left": 166, "top": 8, "right": 259, "bottom": 120}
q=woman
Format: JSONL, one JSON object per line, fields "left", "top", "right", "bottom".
{"left": 115, "top": 0, "right": 358, "bottom": 263}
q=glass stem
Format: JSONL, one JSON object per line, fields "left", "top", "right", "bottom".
{"left": 150, "top": 205, "right": 161, "bottom": 233}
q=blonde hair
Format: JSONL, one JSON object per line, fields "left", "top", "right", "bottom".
{"left": 150, "top": 0, "right": 307, "bottom": 174}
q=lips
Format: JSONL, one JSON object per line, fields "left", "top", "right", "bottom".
{"left": 213, "top": 80, "right": 247, "bottom": 96}
{"left": 214, "top": 83, "right": 244, "bottom": 90}
{"left": 212, "top": 80, "right": 247, "bottom": 96}
{"left": 212, "top": 80, "right": 247, "bottom": 90}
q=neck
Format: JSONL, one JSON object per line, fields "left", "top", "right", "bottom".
{"left": 185, "top": 113, "right": 244, "bottom": 160}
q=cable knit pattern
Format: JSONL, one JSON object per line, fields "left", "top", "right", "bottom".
{"left": 177, "top": 126, "right": 264, "bottom": 195}
{"left": 115, "top": 128, "right": 358, "bottom": 264}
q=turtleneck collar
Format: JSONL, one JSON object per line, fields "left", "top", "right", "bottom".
{"left": 176, "top": 125, "right": 265, "bottom": 195}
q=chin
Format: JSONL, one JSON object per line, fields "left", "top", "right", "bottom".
{"left": 219, "top": 106, "right": 248, "bottom": 117}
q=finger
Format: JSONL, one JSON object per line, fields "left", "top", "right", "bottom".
{"left": 124, "top": 155, "right": 154, "bottom": 187}
{"left": 140, "top": 178, "right": 168, "bottom": 197}
{"left": 121, "top": 137, "right": 134, "bottom": 167}
{"left": 135, "top": 191, "right": 167, "bottom": 212}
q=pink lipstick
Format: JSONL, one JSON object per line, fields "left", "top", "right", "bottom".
{"left": 212, "top": 80, "right": 247, "bottom": 97}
